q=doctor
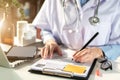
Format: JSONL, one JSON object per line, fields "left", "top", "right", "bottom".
{"left": 33, "top": 0, "right": 120, "bottom": 62}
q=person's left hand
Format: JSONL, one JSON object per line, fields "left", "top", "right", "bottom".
{"left": 73, "top": 47, "right": 103, "bottom": 63}
{"left": 38, "top": 39, "right": 62, "bottom": 59}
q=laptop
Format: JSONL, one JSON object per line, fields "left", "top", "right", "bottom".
{"left": 0, "top": 46, "right": 11, "bottom": 68}
{"left": 7, "top": 46, "right": 37, "bottom": 60}
{"left": 0, "top": 45, "right": 37, "bottom": 68}
{"left": 0, "top": 43, "right": 12, "bottom": 53}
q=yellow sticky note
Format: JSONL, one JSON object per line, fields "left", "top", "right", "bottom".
{"left": 63, "top": 64, "right": 86, "bottom": 74}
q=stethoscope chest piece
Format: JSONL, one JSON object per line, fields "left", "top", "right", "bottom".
{"left": 89, "top": 0, "right": 100, "bottom": 26}
{"left": 89, "top": 16, "right": 100, "bottom": 26}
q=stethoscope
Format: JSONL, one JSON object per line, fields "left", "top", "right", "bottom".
{"left": 89, "top": 0, "right": 100, "bottom": 26}
{"left": 62, "top": 0, "right": 100, "bottom": 26}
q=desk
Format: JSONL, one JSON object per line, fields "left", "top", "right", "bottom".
{"left": 0, "top": 58, "right": 120, "bottom": 80}
{"left": 90, "top": 58, "right": 120, "bottom": 80}
{"left": 0, "top": 41, "right": 120, "bottom": 80}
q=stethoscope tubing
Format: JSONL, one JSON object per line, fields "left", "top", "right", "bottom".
{"left": 62, "top": 0, "right": 100, "bottom": 26}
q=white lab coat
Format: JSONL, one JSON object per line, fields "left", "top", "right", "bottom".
{"left": 33, "top": 0, "right": 120, "bottom": 60}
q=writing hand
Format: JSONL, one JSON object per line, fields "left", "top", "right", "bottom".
{"left": 73, "top": 47, "right": 103, "bottom": 63}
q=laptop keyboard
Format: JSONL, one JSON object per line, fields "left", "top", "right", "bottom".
{"left": 9, "top": 59, "right": 29, "bottom": 68}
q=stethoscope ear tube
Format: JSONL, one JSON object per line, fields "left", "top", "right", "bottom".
{"left": 89, "top": 0, "right": 100, "bottom": 26}
{"left": 62, "top": 0, "right": 101, "bottom": 26}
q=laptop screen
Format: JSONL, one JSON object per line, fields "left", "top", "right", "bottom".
{"left": 0, "top": 46, "right": 11, "bottom": 68}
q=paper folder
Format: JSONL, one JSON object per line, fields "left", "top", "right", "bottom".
{"left": 29, "top": 59, "right": 96, "bottom": 80}
{"left": 29, "top": 48, "right": 97, "bottom": 80}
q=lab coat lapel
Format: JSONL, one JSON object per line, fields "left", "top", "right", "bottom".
{"left": 76, "top": 0, "right": 83, "bottom": 19}
{"left": 75, "top": 0, "right": 97, "bottom": 19}
{"left": 82, "top": 0, "right": 106, "bottom": 11}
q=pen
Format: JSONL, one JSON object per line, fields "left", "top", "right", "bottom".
{"left": 73, "top": 32, "right": 99, "bottom": 57}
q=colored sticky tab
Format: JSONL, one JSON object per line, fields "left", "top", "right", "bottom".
{"left": 63, "top": 64, "right": 86, "bottom": 74}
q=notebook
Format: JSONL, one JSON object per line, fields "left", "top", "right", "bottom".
{"left": 29, "top": 47, "right": 97, "bottom": 80}
{"left": 0, "top": 46, "right": 36, "bottom": 68}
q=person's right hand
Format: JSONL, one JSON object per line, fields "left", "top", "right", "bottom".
{"left": 40, "top": 39, "right": 62, "bottom": 59}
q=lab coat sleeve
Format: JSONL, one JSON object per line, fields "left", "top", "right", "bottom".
{"left": 108, "top": 2, "right": 120, "bottom": 44}
{"left": 99, "top": 1, "right": 120, "bottom": 60}
{"left": 32, "top": 0, "right": 55, "bottom": 43}
{"left": 99, "top": 45, "right": 120, "bottom": 60}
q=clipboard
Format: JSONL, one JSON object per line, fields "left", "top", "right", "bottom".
{"left": 29, "top": 47, "right": 97, "bottom": 80}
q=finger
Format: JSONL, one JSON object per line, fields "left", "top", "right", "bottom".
{"left": 74, "top": 53, "right": 87, "bottom": 62}
{"left": 79, "top": 53, "right": 94, "bottom": 63}
{"left": 73, "top": 48, "right": 88, "bottom": 57}
{"left": 40, "top": 47, "right": 45, "bottom": 58}
{"left": 43, "top": 46, "right": 49, "bottom": 59}
{"left": 80, "top": 58, "right": 90, "bottom": 63}
{"left": 57, "top": 46, "right": 62, "bottom": 56}
{"left": 73, "top": 50, "right": 79, "bottom": 56}
{"left": 81, "top": 57, "right": 93, "bottom": 63}
{"left": 73, "top": 49, "right": 88, "bottom": 60}
{"left": 74, "top": 49, "right": 90, "bottom": 62}
{"left": 49, "top": 45, "right": 55, "bottom": 59}
{"left": 79, "top": 54, "right": 89, "bottom": 62}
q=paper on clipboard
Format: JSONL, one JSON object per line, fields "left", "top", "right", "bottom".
{"left": 29, "top": 47, "right": 96, "bottom": 79}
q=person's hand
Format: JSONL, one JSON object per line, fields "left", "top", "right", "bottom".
{"left": 73, "top": 47, "right": 103, "bottom": 63}
{"left": 40, "top": 39, "right": 62, "bottom": 59}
